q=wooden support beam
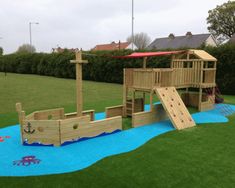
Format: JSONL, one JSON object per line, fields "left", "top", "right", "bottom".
{"left": 150, "top": 90, "right": 153, "bottom": 111}
{"left": 171, "top": 55, "right": 175, "bottom": 68}
{"left": 123, "top": 69, "right": 127, "bottom": 117}
{"left": 132, "top": 90, "right": 135, "bottom": 114}
{"left": 143, "top": 57, "right": 147, "bottom": 68}
{"left": 15, "top": 103, "right": 25, "bottom": 144}
{"left": 198, "top": 88, "right": 203, "bottom": 111}
{"left": 143, "top": 91, "right": 146, "bottom": 107}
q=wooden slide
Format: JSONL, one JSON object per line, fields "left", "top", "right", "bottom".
{"left": 153, "top": 87, "right": 196, "bottom": 130}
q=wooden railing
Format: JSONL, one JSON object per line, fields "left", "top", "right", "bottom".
{"left": 172, "top": 68, "right": 201, "bottom": 87}
{"left": 124, "top": 68, "right": 216, "bottom": 90}
{"left": 124, "top": 69, "right": 134, "bottom": 87}
{"left": 203, "top": 68, "right": 216, "bottom": 84}
{"left": 125, "top": 68, "right": 174, "bottom": 89}
{"left": 133, "top": 69, "right": 155, "bottom": 89}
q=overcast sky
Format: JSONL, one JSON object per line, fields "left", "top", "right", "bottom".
{"left": 0, "top": 0, "right": 226, "bottom": 54}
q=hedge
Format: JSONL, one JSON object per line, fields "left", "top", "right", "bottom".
{"left": 0, "top": 50, "right": 171, "bottom": 83}
{"left": 204, "top": 44, "right": 235, "bottom": 95}
{"left": 0, "top": 44, "right": 235, "bottom": 94}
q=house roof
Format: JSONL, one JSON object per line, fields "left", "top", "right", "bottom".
{"left": 92, "top": 42, "right": 130, "bottom": 51}
{"left": 148, "top": 33, "right": 212, "bottom": 50}
{"left": 52, "top": 47, "right": 79, "bottom": 53}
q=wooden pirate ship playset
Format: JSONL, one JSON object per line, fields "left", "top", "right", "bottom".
{"left": 16, "top": 51, "right": 122, "bottom": 146}
{"left": 16, "top": 49, "right": 224, "bottom": 146}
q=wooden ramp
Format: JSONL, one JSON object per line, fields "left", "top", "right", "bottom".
{"left": 153, "top": 87, "right": 196, "bottom": 130}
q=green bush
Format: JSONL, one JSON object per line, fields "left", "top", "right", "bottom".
{"left": 204, "top": 43, "right": 235, "bottom": 95}
{"left": 0, "top": 45, "right": 235, "bottom": 95}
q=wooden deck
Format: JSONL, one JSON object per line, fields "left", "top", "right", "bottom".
{"left": 124, "top": 68, "right": 216, "bottom": 90}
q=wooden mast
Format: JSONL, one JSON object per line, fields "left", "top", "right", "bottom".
{"left": 70, "top": 50, "right": 88, "bottom": 117}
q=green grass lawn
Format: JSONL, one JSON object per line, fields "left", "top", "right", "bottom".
{"left": 1, "top": 72, "right": 235, "bottom": 188}
{"left": 0, "top": 72, "right": 124, "bottom": 128}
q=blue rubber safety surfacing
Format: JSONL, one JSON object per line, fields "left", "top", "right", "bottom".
{"left": 0, "top": 104, "right": 234, "bottom": 177}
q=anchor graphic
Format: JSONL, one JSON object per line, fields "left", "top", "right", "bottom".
{"left": 24, "top": 122, "right": 35, "bottom": 134}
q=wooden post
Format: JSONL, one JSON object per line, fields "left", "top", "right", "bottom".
{"left": 16, "top": 103, "right": 25, "bottom": 144}
{"left": 198, "top": 88, "right": 203, "bottom": 111}
{"left": 214, "top": 61, "right": 217, "bottom": 85}
{"left": 171, "top": 55, "right": 175, "bottom": 68}
{"left": 70, "top": 51, "right": 88, "bottom": 117}
{"left": 186, "top": 52, "right": 190, "bottom": 92}
{"left": 132, "top": 90, "right": 135, "bottom": 114}
{"left": 123, "top": 69, "right": 127, "bottom": 117}
{"left": 198, "top": 61, "right": 204, "bottom": 111}
{"left": 143, "top": 91, "right": 146, "bottom": 111}
{"left": 143, "top": 57, "right": 147, "bottom": 68}
{"left": 150, "top": 90, "right": 153, "bottom": 111}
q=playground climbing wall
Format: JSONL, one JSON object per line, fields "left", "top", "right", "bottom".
{"left": 154, "top": 87, "right": 196, "bottom": 130}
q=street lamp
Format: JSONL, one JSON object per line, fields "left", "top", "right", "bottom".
{"left": 29, "top": 22, "right": 39, "bottom": 52}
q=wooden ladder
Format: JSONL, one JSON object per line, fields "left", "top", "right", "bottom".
{"left": 126, "top": 98, "right": 134, "bottom": 116}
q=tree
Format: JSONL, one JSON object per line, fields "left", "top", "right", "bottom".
{"left": 17, "top": 44, "right": 36, "bottom": 53}
{"left": 207, "top": 1, "right": 235, "bottom": 39}
{"left": 0, "top": 47, "right": 3, "bottom": 56}
{"left": 127, "top": 32, "right": 151, "bottom": 49}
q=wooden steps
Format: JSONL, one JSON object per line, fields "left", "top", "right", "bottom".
{"left": 125, "top": 98, "right": 144, "bottom": 117}
{"left": 126, "top": 99, "right": 133, "bottom": 116}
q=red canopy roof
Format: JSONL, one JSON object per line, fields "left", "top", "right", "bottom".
{"left": 115, "top": 50, "right": 185, "bottom": 58}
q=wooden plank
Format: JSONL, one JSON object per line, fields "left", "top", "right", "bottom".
{"left": 200, "top": 101, "right": 214, "bottom": 111}
{"left": 181, "top": 92, "right": 207, "bottom": 108}
{"left": 34, "top": 108, "right": 64, "bottom": 120}
{"left": 82, "top": 110, "right": 95, "bottom": 121}
{"left": 16, "top": 103, "right": 22, "bottom": 112}
{"left": 132, "top": 104, "right": 168, "bottom": 127}
{"left": 26, "top": 112, "right": 35, "bottom": 120}
{"left": 22, "top": 120, "right": 61, "bottom": 146}
{"left": 106, "top": 105, "right": 124, "bottom": 118}
{"left": 60, "top": 116, "right": 122, "bottom": 144}
{"left": 60, "top": 115, "right": 90, "bottom": 143}
{"left": 173, "top": 59, "right": 202, "bottom": 62}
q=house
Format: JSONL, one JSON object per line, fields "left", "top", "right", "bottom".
{"left": 92, "top": 41, "right": 137, "bottom": 51}
{"left": 148, "top": 32, "right": 217, "bottom": 50}
{"left": 52, "top": 47, "right": 79, "bottom": 53}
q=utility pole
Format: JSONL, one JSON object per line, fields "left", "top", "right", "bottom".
{"left": 29, "top": 22, "right": 39, "bottom": 52}
{"left": 131, "top": 0, "right": 134, "bottom": 50}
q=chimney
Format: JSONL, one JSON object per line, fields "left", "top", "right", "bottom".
{"left": 186, "top": 31, "right": 192, "bottom": 37}
{"left": 168, "top": 33, "right": 175, "bottom": 39}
